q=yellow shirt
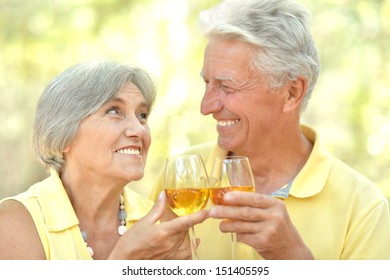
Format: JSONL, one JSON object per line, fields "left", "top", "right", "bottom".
{"left": 1, "top": 169, "right": 153, "bottom": 260}
{"left": 150, "top": 125, "right": 390, "bottom": 259}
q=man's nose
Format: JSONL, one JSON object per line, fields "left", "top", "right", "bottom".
{"left": 200, "top": 83, "right": 223, "bottom": 115}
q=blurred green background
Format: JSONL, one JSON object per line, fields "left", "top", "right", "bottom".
{"left": 1, "top": 0, "right": 389, "bottom": 204}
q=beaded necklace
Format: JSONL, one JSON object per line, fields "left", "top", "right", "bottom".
{"left": 79, "top": 193, "right": 127, "bottom": 258}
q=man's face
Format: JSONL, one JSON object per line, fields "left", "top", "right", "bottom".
{"left": 200, "top": 38, "right": 287, "bottom": 155}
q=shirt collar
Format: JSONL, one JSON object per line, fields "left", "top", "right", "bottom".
{"left": 36, "top": 169, "right": 79, "bottom": 232}
{"left": 122, "top": 186, "right": 153, "bottom": 222}
{"left": 37, "top": 169, "right": 151, "bottom": 232}
{"left": 288, "top": 125, "right": 332, "bottom": 198}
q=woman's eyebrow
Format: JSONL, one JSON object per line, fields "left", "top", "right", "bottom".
{"left": 107, "top": 96, "right": 149, "bottom": 110}
{"left": 108, "top": 97, "right": 125, "bottom": 104}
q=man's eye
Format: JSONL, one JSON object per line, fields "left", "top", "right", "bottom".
{"left": 222, "top": 85, "right": 235, "bottom": 94}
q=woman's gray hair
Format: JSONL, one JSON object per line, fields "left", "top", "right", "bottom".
{"left": 199, "top": 0, "right": 320, "bottom": 110}
{"left": 33, "top": 60, "right": 156, "bottom": 172}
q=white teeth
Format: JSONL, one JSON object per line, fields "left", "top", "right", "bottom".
{"left": 116, "top": 149, "right": 140, "bottom": 155}
{"left": 217, "top": 119, "right": 239, "bottom": 127}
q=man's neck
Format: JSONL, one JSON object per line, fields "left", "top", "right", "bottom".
{"left": 233, "top": 129, "right": 313, "bottom": 194}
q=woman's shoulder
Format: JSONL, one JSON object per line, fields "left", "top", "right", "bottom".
{"left": 0, "top": 199, "right": 46, "bottom": 259}
{"left": 0, "top": 198, "right": 28, "bottom": 216}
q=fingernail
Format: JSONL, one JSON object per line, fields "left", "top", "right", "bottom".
{"left": 209, "top": 207, "right": 216, "bottom": 216}
{"left": 158, "top": 191, "right": 165, "bottom": 201}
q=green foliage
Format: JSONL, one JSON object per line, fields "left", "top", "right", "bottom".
{"left": 0, "top": 0, "right": 389, "bottom": 203}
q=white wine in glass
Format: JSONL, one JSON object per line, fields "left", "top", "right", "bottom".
{"left": 164, "top": 154, "right": 209, "bottom": 260}
{"left": 209, "top": 156, "right": 255, "bottom": 260}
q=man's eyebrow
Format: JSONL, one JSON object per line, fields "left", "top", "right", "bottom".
{"left": 199, "top": 71, "right": 238, "bottom": 85}
{"left": 215, "top": 76, "right": 238, "bottom": 84}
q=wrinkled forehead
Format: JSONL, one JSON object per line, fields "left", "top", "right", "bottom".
{"left": 112, "top": 82, "right": 147, "bottom": 104}
{"left": 201, "top": 38, "right": 258, "bottom": 83}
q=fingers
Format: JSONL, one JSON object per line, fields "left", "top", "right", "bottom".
{"left": 219, "top": 219, "right": 262, "bottom": 234}
{"left": 136, "top": 190, "right": 209, "bottom": 234}
{"left": 209, "top": 192, "right": 285, "bottom": 222}
{"left": 209, "top": 204, "right": 260, "bottom": 222}
{"left": 147, "top": 211, "right": 208, "bottom": 259}
{"left": 160, "top": 204, "right": 179, "bottom": 223}
{"left": 223, "top": 191, "right": 276, "bottom": 208}
{"left": 167, "top": 210, "right": 209, "bottom": 233}
{"left": 137, "top": 191, "right": 167, "bottom": 225}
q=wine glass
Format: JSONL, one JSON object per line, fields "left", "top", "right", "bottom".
{"left": 209, "top": 156, "right": 255, "bottom": 260}
{"left": 164, "top": 154, "right": 209, "bottom": 260}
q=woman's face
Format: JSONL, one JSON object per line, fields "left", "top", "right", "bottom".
{"left": 63, "top": 82, "right": 151, "bottom": 186}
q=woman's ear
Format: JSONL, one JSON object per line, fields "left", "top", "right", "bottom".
{"left": 283, "top": 77, "right": 307, "bottom": 113}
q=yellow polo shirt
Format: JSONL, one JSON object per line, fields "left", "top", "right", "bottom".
{"left": 1, "top": 169, "right": 153, "bottom": 260}
{"left": 149, "top": 125, "right": 390, "bottom": 259}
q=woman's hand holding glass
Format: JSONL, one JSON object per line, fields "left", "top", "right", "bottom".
{"left": 164, "top": 154, "right": 209, "bottom": 260}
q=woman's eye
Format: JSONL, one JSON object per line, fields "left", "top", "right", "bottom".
{"left": 106, "top": 107, "right": 120, "bottom": 115}
{"left": 138, "top": 112, "right": 148, "bottom": 121}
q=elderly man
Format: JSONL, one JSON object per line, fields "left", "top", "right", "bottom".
{"left": 150, "top": 0, "right": 390, "bottom": 260}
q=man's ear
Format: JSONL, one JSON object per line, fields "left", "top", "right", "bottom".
{"left": 283, "top": 77, "right": 307, "bottom": 113}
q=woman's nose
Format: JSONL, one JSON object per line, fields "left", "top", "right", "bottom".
{"left": 124, "top": 117, "right": 146, "bottom": 138}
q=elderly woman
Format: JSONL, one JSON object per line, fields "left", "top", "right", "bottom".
{"left": 0, "top": 60, "right": 208, "bottom": 259}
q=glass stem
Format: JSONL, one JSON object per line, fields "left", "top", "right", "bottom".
{"left": 231, "top": 232, "right": 237, "bottom": 260}
{"left": 189, "top": 226, "right": 198, "bottom": 260}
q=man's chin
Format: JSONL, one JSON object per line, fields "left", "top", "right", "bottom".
{"left": 218, "top": 137, "right": 236, "bottom": 152}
